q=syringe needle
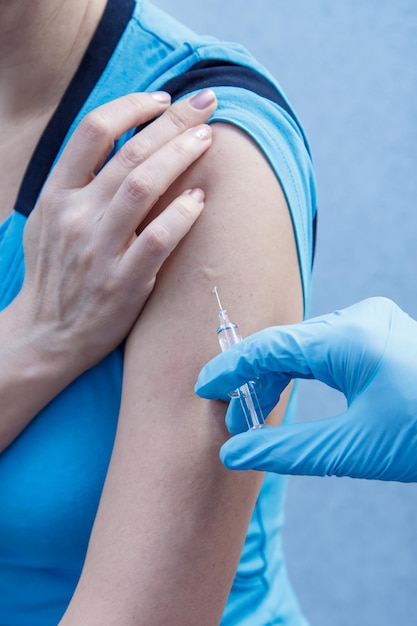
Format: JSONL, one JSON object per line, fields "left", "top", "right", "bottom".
{"left": 212, "top": 286, "right": 222, "bottom": 310}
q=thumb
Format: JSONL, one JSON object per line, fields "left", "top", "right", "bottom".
{"left": 220, "top": 412, "right": 354, "bottom": 477}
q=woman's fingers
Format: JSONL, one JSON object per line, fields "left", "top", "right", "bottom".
{"left": 20, "top": 91, "right": 217, "bottom": 372}
{"left": 121, "top": 188, "right": 205, "bottom": 287}
{"left": 50, "top": 92, "right": 172, "bottom": 189}
{"left": 90, "top": 89, "right": 217, "bottom": 202}
{"left": 99, "top": 123, "right": 212, "bottom": 249}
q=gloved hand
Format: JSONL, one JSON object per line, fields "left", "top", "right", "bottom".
{"left": 195, "top": 297, "right": 417, "bottom": 482}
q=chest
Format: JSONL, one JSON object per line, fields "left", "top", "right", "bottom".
{"left": 0, "top": 351, "right": 123, "bottom": 621}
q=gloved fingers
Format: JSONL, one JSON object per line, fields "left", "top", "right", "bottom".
{"left": 222, "top": 387, "right": 417, "bottom": 483}
{"left": 194, "top": 325, "right": 311, "bottom": 400}
{"left": 225, "top": 399, "right": 245, "bottom": 435}
{"left": 195, "top": 310, "right": 362, "bottom": 399}
{"left": 220, "top": 411, "right": 360, "bottom": 478}
{"left": 196, "top": 298, "right": 399, "bottom": 403}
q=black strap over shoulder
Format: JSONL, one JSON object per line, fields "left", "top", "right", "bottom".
{"left": 162, "top": 60, "right": 305, "bottom": 137}
{"left": 137, "top": 60, "right": 309, "bottom": 153}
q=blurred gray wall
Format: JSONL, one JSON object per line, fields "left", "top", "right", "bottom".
{"left": 157, "top": 1, "right": 417, "bottom": 624}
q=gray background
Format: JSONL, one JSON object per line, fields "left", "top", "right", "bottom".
{"left": 157, "top": 1, "right": 417, "bottom": 624}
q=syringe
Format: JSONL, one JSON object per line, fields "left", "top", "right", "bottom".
{"left": 213, "top": 287, "right": 266, "bottom": 430}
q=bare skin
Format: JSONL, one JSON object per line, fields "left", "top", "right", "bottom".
{"left": 60, "top": 122, "right": 303, "bottom": 624}
{"left": 0, "top": 0, "right": 219, "bottom": 451}
{"left": 1, "top": 1, "right": 304, "bottom": 623}
{"left": 0, "top": 0, "right": 108, "bottom": 216}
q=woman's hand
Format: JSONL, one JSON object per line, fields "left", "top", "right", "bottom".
{"left": 0, "top": 90, "right": 216, "bottom": 450}
{"left": 13, "top": 89, "right": 216, "bottom": 369}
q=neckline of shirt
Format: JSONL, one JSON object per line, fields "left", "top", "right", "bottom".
{"left": 14, "top": 0, "right": 135, "bottom": 218}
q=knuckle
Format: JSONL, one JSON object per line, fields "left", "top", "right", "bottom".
{"left": 165, "top": 105, "right": 188, "bottom": 133}
{"left": 143, "top": 222, "right": 171, "bottom": 257}
{"left": 125, "top": 171, "right": 154, "bottom": 202}
{"left": 79, "top": 110, "right": 111, "bottom": 143}
{"left": 58, "top": 205, "right": 86, "bottom": 237}
{"left": 117, "top": 135, "right": 150, "bottom": 169}
{"left": 124, "top": 92, "right": 146, "bottom": 115}
{"left": 172, "top": 196, "right": 193, "bottom": 222}
{"left": 170, "top": 137, "right": 191, "bottom": 160}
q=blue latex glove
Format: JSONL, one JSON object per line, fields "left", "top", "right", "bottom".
{"left": 195, "top": 298, "right": 417, "bottom": 482}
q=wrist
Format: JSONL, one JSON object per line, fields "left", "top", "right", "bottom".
{"left": 0, "top": 295, "right": 92, "bottom": 450}
{"left": 0, "top": 293, "right": 84, "bottom": 388}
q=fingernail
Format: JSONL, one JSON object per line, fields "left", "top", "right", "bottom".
{"left": 188, "top": 124, "right": 211, "bottom": 139}
{"left": 151, "top": 91, "right": 171, "bottom": 103}
{"left": 190, "top": 89, "right": 216, "bottom": 110}
{"left": 186, "top": 188, "right": 205, "bottom": 202}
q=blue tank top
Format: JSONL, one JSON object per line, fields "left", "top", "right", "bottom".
{"left": 0, "top": 1, "right": 316, "bottom": 623}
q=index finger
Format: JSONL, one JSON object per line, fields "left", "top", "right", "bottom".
{"left": 50, "top": 92, "right": 171, "bottom": 189}
{"left": 89, "top": 89, "right": 217, "bottom": 204}
{"left": 194, "top": 320, "right": 339, "bottom": 399}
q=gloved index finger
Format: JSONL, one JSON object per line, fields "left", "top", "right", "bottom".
{"left": 196, "top": 298, "right": 403, "bottom": 407}
{"left": 195, "top": 324, "right": 310, "bottom": 399}
{"left": 195, "top": 317, "right": 344, "bottom": 400}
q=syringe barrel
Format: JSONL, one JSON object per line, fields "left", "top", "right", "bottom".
{"left": 216, "top": 322, "right": 265, "bottom": 430}
{"left": 217, "top": 322, "right": 242, "bottom": 351}
{"left": 236, "top": 381, "right": 265, "bottom": 430}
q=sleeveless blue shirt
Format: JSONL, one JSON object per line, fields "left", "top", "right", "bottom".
{"left": 0, "top": 1, "right": 316, "bottom": 623}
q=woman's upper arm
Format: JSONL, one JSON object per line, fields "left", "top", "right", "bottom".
{"left": 61, "top": 122, "right": 304, "bottom": 624}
